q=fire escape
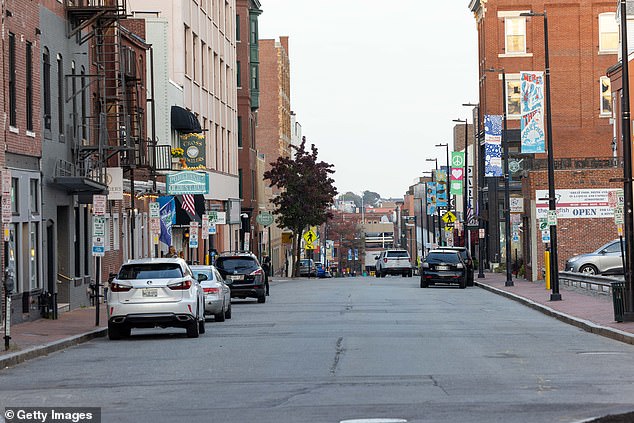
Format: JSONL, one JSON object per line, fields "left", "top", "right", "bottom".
{"left": 55, "top": 0, "right": 171, "bottom": 200}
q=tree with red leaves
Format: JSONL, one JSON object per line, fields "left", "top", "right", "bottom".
{"left": 264, "top": 137, "right": 338, "bottom": 277}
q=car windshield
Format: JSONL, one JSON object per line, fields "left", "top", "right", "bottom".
{"left": 425, "top": 253, "right": 460, "bottom": 264}
{"left": 191, "top": 269, "right": 213, "bottom": 281}
{"left": 387, "top": 251, "right": 409, "bottom": 258}
{"left": 117, "top": 263, "right": 183, "bottom": 279}
{"left": 216, "top": 258, "right": 258, "bottom": 272}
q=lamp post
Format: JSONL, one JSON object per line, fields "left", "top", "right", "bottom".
{"left": 521, "top": 10, "right": 560, "bottom": 300}
{"left": 463, "top": 102, "right": 486, "bottom": 278}
{"left": 485, "top": 68, "right": 513, "bottom": 286}
{"left": 426, "top": 158, "right": 439, "bottom": 245}
{"left": 435, "top": 143, "right": 450, "bottom": 246}
{"left": 453, "top": 118, "right": 469, "bottom": 248}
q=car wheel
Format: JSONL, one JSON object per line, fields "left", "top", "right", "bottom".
{"left": 459, "top": 277, "right": 467, "bottom": 289}
{"left": 215, "top": 309, "right": 225, "bottom": 322}
{"left": 108, "top": 322, "right": 128, "bottom": 340}
{"left": 375, "top": 271, "right": 380, "bottom": 278}
{"left": 579, "top": 264, "right": 599, "bottom": 275}
{"left": 420, "top": 278, "right": 428, "bottom": 288}
{"left": 199, "top": 317, "right": 206, "bottom": 334}
{"left": 408, "top": 270, "right": 413, "bottom": 277}
{"left": 257, "top": 293, "right": 266, "bottom": 303}
{"left": 186, "top": 318, "right": 200, "bottom": 338}
{"left": 225, "top": 302, "right": 232, "bottom": 319}
{"left": 380, "top": 271, "right": 386, "bottom": 278}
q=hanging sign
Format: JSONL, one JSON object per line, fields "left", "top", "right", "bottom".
{"left": 520, "top": 71, "right": 546, "bottom": 153}
{"left": 484, "top": 115, "right": 503, "bottom": 177}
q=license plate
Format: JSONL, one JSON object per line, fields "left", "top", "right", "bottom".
{"left": 142, "top": 288, "right": 158, "bottom": 297}
{"left": 229, "top": 275, "right": 243, "bottom": 281}
{"left": 436, "top": 266, "right": 450, "bottom": 271}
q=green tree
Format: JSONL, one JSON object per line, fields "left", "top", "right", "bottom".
{"left": 264, "top": 137, "right": 338, "bottom": 277}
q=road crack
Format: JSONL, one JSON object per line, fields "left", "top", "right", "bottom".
{"left": 330, "top": 336, "right": 345, "bottom": 375}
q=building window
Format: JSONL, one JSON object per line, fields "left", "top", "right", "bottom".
{"left": 11, "top": 178, "right": 18, "bottom": 214}
{"left": 505, "top": 17, "right": 526, "bottom": 55}
{"left": 599, "top": 13, "right": 618, "bottom": 53}
{"left": 184, "top": 25, "right": 191, "bottom": 76}
{"left": 71, "top": 61, "right": 77, "bottom": 140}
{"left": 506, "top": 77, "right": 521, "bottom": 119}
{"left": 237, "top": 116, "right": 243, "bottom": 147}
{"left": 251, "top": 170, "right": 256, "bottom": 200}
{"left": 250, "top": 64, "right": 259, "bottom": 91}
{"left": 29, "top": 179, "right": 39, "bottom": 214}
{"left": 26, "top": 41, "right": 33, "bottom": 131}
{"left": 29, "top": 222, "right": 40, "bottom": 290}
{"left": 238, "top": 169, "right": 243, "bottom": 198}
{"left": 193, "top": 33, "right": 198, "bottom": 82}
{"left": 201, "top": 40, "right": 206, "bottom": 87}
{"left": 237, "top": 61, "right": 241, "bottom": 88}
{"left": 57, "top": 54, "right": 64, "bottom": 137}
{"left": 250, "top": 14, "right": 258, "bottom": 44}
{"left": 43, "top": 48, "right": 51, "bottom": 130}
{"left": 81, "top": 66, "right": 87, "bottom": 139}
{"left": 8, "top": 32, "right": 16, "bottom": 127}
{"left": 236, "top": 14, "right": 241, "bottom": 41}
{"left": 600, "top": 76, "right": 612, "bottom": 116}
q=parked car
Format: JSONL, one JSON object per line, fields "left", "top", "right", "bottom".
{"left": 299, "top": 258, "right": 316, "bottom": 277}
{"left": 420, "top": 250, "right": 467, "bottom": 289}
{"left": 375, "top": 249, "right": 413, "bottom": 277}
{"left": 190, "top": 265, "right": 232, "bottom": 322}
{"left": 215, "top": 252, "right": 267, "bottom": 303}
{"left": 565, "top": 239, "right": 625, "bottom": 275}
{"left": 316, "top": 262, "right": 332, "bottom": 278}
{"left": 434, "top": 246, "right": 474, "bottom": 286}
{"left": 107, "top": 258, "right": 205, "bottom": 340}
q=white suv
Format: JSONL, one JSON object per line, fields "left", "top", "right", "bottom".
{"left": 107, "top": 258, "right": 205, "bottom": 340}
{"left": 375, "top": 249, "right": 413, "bottom": 277}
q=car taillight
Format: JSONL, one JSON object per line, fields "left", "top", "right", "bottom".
{"left": 168, "top": 280, "right": 192, "bottom": 290}
{"left": 250, "top": 269, "right": 263, "bottom": 276}
{"left": 383, "top": 258, "right": 388, "bottom": 263}
{"left": 110, "top": 283, "right": 132, "bottom": 292}
{"left": 203, "top": 287, "right": 220, "bottom": 294}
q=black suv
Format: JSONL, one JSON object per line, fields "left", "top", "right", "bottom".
{"left": 420, "top": 250, "right": 467, "bottom": 289}
{"left": 215, "top": 252, "right": 266, "bottom": 303}
{"left": 434, "top": 247, "right": 474, "bottom": 286}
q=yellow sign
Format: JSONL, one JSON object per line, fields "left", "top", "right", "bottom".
{"left": 282, "top": 232, "right": 293, "bottom": 244}
{"left": 303, "top": 229, "right": 317, "bottom": 244}
{"left": 442, "top": 211, "right": 457, "bottom": 223}
{"left": 305, "top": 243, "right": 316, "bottom": 250}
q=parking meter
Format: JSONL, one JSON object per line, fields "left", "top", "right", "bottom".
{"left": 4, "top": 268, "right": 15, "bottom": 294}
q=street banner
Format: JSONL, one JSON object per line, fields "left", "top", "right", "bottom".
{"left": 484, "top": 115, "right": 503, "bottom": 177}
{"left": 435, "top": 169, "right": 448, "bottom": 208}
{"left": 520, "top": 71, "right": 546, "bottom": 153}
{"left": 426, "top": 182, "right": 437, "bottom": 215}
{"left": 158, "top": 196, "right": 175, "bottom": 247}
{"left": 450, "top": 167, "right": 464, "bottom": 195}
{"left": 451, "top": 152, "right": 465, "bottom": 169}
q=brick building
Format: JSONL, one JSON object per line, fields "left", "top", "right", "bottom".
{"left": 469, "top": 0, "right": 620, "bottom": 280}
{"left": 256, "top": 36, "right": 292, "bottom": 274}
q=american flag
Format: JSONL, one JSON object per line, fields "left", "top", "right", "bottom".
{"left": 466, "top": 200, "right": 475, "bottom": 225}
{"left": 182, "top": 194, "right": 196, "bottom": 215}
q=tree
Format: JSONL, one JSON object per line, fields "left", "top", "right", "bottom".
{"left": 264, "top": 137, "right": 338, "bottom": 277}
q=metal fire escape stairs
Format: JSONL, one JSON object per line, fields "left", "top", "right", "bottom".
{"left": 56, "top": 1, "right": 170, "bottom": 201}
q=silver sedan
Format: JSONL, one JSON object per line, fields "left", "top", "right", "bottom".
{"left": 565, "top": 239, "right": 624, "bottom": 275}
{"left": 190, "top": 265, "right": 232, "bottom": 322}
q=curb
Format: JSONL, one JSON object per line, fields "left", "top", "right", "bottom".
{"left": 0, "top": 328, "right": 107, "bottom": 370}
{"left": 476, "top": 282, "right": 634, "bottom": 346}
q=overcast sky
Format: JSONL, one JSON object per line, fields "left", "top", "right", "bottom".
{"left": 258, "top": 1, "right": 478, "bottom": 199}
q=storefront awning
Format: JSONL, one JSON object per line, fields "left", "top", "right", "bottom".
{"left": 171, "top": 106, "right": 202, "bottom": 133}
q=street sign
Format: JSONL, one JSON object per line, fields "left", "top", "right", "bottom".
{"left": 2, "top": 197, "right": 11, "bottom": 223}
{"left": 2, "top": 170, "right": 11, "bottom": 195}
{"left": 441, "top": 211, "right": 457, "bottom": 224}
{"left": 547, "top": 210, "right": 558, "bottom": 226}
{"left": 149, "top": 202, "right": 160, "bottom": 218}
{"left": 538, "top": 217, "right": 548, "bottom": 231}
{"left": 92, "top": 216, "right": 106, "bottom": 236}
{"left": 479, "top": 228, "right": 485, "bottom": 239}
{"left": 614, "top": 206, "right": 624, "bottom": 225}
{"left": 93, "top": 194, "right": 107, "bottom": 216}
{"left": 150, "top": 218, "right": 161, "bottom": 235}
{"left": 201, "top": 214, "right": 210, "bottom": 234}
{"left": 303, "top": 229, "right": 317, "bottom": 244}
{"left": 305, "top": 242, "right": 315, "bottom": 250}
{"left": 541, "top": 229, "right": 551, "bottom": 243}
{"left": 256, "top": 212, "right": 274, "bottom": 227}
{"left": 92, "top": 236, "right": 105, "bottom": 257}
{"left": 189, "top": 221, "right": 199, "bottom": 248}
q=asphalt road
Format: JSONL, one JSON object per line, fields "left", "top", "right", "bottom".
{"left": 2, "top": 276, "right": 634, "bottom": 423}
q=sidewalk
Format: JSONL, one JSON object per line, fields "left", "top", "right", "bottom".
{"left": 2, "top": 274, "right": 634, "bottom": 370}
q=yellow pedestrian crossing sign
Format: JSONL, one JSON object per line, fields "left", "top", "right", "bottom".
{"left": 442, "top": 211, "right": 457, "bottom": 224}
{"left": 303, "top": 229, "right": 317, "bottom": 244}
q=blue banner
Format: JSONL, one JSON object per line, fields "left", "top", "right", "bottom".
{"left": 426, "top": 182, "right": 437, "bottom": 215}
{"left": 435, "top": 169, "right": 448, "bottom": 208}
{"left": 158, "top": 196, "right": 175, "bottom": 247}
{"left": 484, "top": 115, "right": 503, "bottom": 177}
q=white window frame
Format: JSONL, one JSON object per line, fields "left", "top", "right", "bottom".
{"left": 600, "top": 76, "right": 612, "bottom": 117}
{"left": 598, "top": 13, "right": 618, "bottom": 54}
{"left": 498, "top": 11, "right": 532, "bottom": 58}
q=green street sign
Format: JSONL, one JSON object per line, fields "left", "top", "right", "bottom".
{"left": 256, "top": 212, "right": 274, "bottom": 227}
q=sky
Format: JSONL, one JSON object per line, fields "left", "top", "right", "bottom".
{"left": 258, "top": 1, "right": 479, "bottom": 199}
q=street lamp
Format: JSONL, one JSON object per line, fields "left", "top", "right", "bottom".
{"left": 463, "top": 102, "right": 486, "bottom": 279}
{"left": 453, "top": 118, "right": 469, "bottom": 248}
{"left": 521, "top": 10, "right": 560, "bottom": 300}
{"left": 484, "top": 67, "right": 513, "bottom": 286}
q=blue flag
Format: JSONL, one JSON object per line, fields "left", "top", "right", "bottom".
{"left": 158, "top": 196, "right": 175, "bottom": 247}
